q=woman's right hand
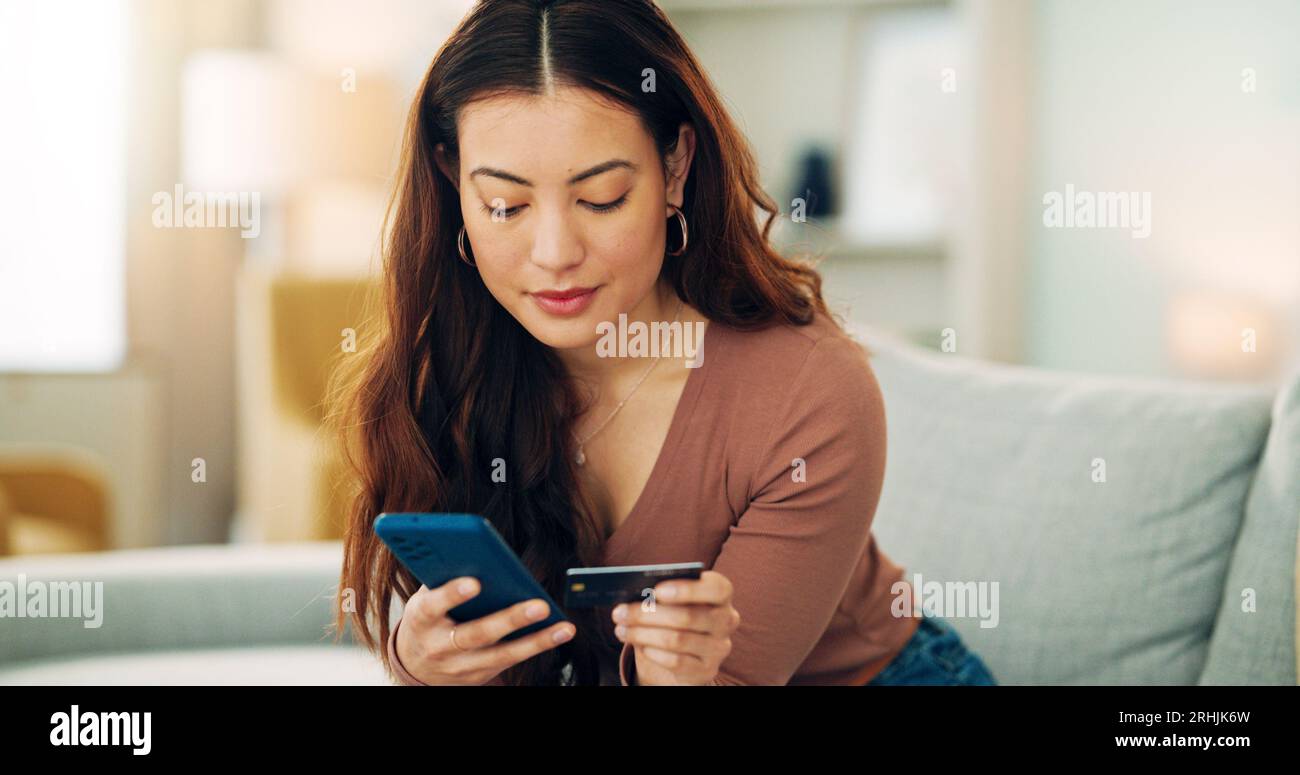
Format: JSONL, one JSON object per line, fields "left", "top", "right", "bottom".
{"left": 394, "top": 576, "right": 576, "bottom": 685}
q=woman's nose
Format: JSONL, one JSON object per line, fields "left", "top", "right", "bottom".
{"left": 528, "top": 206, "right": 584, "bottom": 272}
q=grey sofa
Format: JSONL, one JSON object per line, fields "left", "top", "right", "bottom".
{"left": 1, "top": 331, "right": 1295, "bottom": 684}
{"left": 862, "top": 327, "right": 1298, "bottom": 685}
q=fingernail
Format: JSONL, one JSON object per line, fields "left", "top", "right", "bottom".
{"left": 553, "top": 626, "right": 573, "bottom": 643}
{"left": 658, "top": 585, "right": 676, "bottom": 600}
{"left": 615, "top": 625, "right": 627, "bottom": 639}
{"left": 458, "top": 579, "right": 476, "bottom": 595}
{"left": 527, "top": 601, "right": 548, "bottom": 619}
{"left": 612, "top": 604, "right": 626, "bottom": 621}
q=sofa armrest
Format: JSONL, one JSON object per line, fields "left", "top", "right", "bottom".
{"left": 0, "top": 541, "right": 351, "bottom": 666}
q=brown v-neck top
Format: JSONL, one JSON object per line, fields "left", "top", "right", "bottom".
{"left": 386, "top": 309, "right": 919, "bottom": 685}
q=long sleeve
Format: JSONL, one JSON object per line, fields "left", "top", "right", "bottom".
{"left": 619, "top": 334, "right": 887, "bottom": 686}
{"left": 619, "top": 639, "right": 637, "bottom": 685}
{"left": 386, "top": 616, "right": 431, "bottom": 686}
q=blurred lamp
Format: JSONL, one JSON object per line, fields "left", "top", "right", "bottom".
{"left": 1166, "top": 292, "right": 1277, "bottom": 380}
{"left": 182, "top": 51, "right": 313, "bottom": 196}
{"left": 181, "top": 50, "right": 399, "bottom": 269}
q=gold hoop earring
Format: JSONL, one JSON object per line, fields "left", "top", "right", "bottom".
{"left": 667, "top": 204, "right": 689, "bottom": 256}
{"left": 457, "top": 226, "right": 476, "bottom": 267}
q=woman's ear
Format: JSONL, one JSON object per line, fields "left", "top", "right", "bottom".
{"left": 434, "top": 143, "right": 460, "bottom": 192}
{"left": 664, "top": 123, "right": 696, "bottom": 213}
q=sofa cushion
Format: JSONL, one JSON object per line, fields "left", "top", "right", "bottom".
{"left": 1199, "top": 368, "right": 1300, "bottom": 684}
{"left": 857, "top": 327, "right": 1274, "bottom": 684}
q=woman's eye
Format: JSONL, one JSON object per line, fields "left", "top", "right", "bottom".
{"left": 583, "top": 194, "right": 629, "bottom": 214}
{"left": 480, "top": 202, "right": 524, "bottom": 220}
{"left": 478, "top": 195, "right": 627, "bottom": 219}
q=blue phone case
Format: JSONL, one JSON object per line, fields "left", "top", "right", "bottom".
{"left": 375, "top": 512, "right": 569, "bottom": 641}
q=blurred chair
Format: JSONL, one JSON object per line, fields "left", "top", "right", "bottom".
{"left": 0, "top": 448, "right": 112, "bottom": 555}
{"left": 0, "top": 483, "right": 11, "bottom": 555}
{"left": 235, "top": 265, "right": 376, "bottom": 542}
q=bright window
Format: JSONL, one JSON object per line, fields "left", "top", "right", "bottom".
{"left": 844, "top": 6, "right": 963, "bottom": 246}
{"left": 0, "top": 0, "right": 126, "bottom": 372}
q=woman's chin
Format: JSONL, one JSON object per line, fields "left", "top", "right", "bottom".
{"left": 516, "top": 312, "right": 603, "bottom": 351}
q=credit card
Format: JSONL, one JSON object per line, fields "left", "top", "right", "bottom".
{"left": 563, "top": 562, "right": 704, "bottom": 608}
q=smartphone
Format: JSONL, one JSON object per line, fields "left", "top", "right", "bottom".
{"left": 375, "top": 512, "right": 569, "bottom": 641}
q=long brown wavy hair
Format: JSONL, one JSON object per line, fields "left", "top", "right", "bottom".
{"left": 331, "top": 0, "right": 834, "bottom": 686}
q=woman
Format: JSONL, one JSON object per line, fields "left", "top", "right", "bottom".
{"left": 333, "top": 0, "right": 996, "bottom": 686}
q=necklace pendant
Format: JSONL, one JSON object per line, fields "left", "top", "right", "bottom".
{"left": 574, "top": 447, "right": 586, "bottom": 466}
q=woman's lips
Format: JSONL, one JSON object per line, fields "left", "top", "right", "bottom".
{"left": 530, "top": 286, "right": 599, "bottom": 316}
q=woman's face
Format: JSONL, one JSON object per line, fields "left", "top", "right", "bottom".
{"left": 438, "top": 86, "right": 694, "bottom": 350}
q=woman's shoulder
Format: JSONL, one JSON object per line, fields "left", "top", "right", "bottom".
{"left": 712, "top": 308, "right": 876, "bottom": 387}
{"left": 708, "top": 308, "right": 886, "bottom": 497}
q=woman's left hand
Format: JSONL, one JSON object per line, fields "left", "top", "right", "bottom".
{"left": 613, "top": 570, "right": 740, "bottom": 685}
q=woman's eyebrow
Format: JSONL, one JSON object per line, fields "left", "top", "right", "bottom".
{"left": 468, "top": 159, "right": 637, "bottom": 187}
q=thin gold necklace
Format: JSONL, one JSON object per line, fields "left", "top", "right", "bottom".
{"left": 573, "top": 297, "right": 684, "bottom": 467}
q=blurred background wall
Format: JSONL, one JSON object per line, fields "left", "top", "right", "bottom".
{"left": 1026, "top": 0, "right": 1300, "bottom": 377}
{"left": 0, "top": 0, "right": 1296, "bottom": 554}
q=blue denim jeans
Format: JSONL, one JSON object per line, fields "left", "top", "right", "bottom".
{"left": 866, "top": 615, "right": 997, "bottom": 685}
